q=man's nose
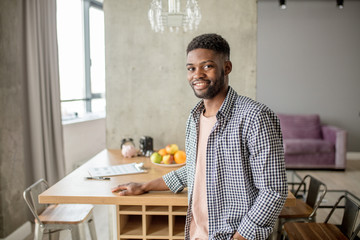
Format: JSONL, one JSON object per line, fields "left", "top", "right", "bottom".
{"left": 193, "top": 68, "right": 205, "bottom": 79}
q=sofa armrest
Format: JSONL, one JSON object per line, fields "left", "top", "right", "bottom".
{"left": 322, "top": 125, "right": 347, "bottom": 169}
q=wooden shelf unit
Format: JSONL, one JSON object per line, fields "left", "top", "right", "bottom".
{"left": 117, "top": 204, "right": 187, "bottom": 240}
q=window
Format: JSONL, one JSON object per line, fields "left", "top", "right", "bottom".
{"left": 57, "top": 0, "right": 105, "bottom": 121}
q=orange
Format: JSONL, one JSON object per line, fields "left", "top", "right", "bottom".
{"left": 158, "top": 148, "right": 167, "bottom": 157}
{"left": 174, "top": 150, "right": 186, "bottom": 164}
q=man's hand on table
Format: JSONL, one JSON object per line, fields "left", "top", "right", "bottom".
{"left": 111, "top": 182, "right": 147, "bottom": 196}
{"left": 112, "top": 177, "right": 169, "bottom": 196}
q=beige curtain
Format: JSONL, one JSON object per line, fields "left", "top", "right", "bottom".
{"left": 25, "top": 0, "right": 65, "bottom": 185}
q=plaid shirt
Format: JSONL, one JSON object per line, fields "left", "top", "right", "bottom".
{"left": 163, "top": 86, "right": 287, "bottom": 240}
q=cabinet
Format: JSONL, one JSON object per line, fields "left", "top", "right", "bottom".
{"left": 117, "top": 204, "right": 187, "bottom": 240}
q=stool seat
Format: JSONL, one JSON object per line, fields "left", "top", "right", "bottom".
{"left": 38, "top": 204, "right": 94, "bottom": 224}
{"left": 284, "top": 222, "right": 348, "bottom": 240}
{"left": 279, "top": 199, "right": 313, "bottom": 218}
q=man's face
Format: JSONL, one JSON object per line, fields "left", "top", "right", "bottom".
{"left": 186, "top": 48, "right": 229, "bottom": 99}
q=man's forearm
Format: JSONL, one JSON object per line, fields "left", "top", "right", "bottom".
{"left": 142, "top": 177, "right": 169, "bottom": 192}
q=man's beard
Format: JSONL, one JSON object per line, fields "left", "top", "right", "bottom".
{"left": 192, "top": 70, "right": 226, "bottom": 99}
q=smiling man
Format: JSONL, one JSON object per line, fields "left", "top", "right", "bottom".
{"left": 112, "top": 33, "right": 287, "bottom": 240}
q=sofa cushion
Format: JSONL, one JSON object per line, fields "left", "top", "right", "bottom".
{"left": 284, "top": 139, "right": 335, "bottom": 154}
{"left": 278, "top": 114, "right": 322, "bottom": 139}
{"left": 284, "top": 152, "right": 335, "bottom": 168}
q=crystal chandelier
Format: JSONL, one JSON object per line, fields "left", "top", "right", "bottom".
{"left": 148, "top": 0, "right": 202, "bottom": 33}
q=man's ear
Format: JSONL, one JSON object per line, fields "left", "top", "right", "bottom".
{"left": 224, "top": 60, "right": 232, "bottom": 76}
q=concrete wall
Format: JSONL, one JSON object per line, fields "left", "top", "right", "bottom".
{"left": 0, "top": 0, "right": 32, "bottom": 238}
{"left": 257, "top": 0, "right": 360, "bottom": 151}
{"left": 104, "top": 0, "right": 257, "bottom": 150}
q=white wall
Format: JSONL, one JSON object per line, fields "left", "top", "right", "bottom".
{"left": 62, "top": 118, "right": 106, "bottom": 173}
{"left": 257, "top": 0, "right": 360, "bottom": 151}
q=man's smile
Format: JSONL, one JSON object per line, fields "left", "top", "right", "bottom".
{"left": 192, "top": 80, "right": 211, "bottom": 90}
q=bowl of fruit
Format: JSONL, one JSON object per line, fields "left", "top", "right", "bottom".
{"left": 150, "top": 144, "right": 186, "bottom": 167}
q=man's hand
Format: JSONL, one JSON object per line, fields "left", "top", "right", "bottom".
{"left": 111, "top": 182, "right": 147, "bottom": 196}
{"left": 112, "top": 177, "right": 169, "bottom": 196}
{"left": 232, "top": 231, "right": 247, "bottom": 240}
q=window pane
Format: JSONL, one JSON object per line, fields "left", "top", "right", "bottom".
{"left": 89, "top": 6, "right": 105, "bottom": 96}
{"left": 57, "top": 0, "right": 85, "bottom": 101}
{"left": 61, "top": 101, "right": 86, "bottom": 120}
{"left": 91, "top": 98, "right": 106, "bottom": 114}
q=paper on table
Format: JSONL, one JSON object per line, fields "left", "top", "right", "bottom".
{"left": 88, "top": 162, "right": 146, "bottom": 177}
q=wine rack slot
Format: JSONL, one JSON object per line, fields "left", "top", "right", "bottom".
{"left": 172, "top": 215, "right": 186, "bottom": 237}
{"left": 146, "top": 215, "right": 169, "bottom": 236}
{"left": 145, "top": 205, "right": 169, "bottom": 213}
{"left": 117, "top": 204, "right": 187, "bottom": 240}
{"left": 119, "top": 214, "right": 143, "bottom": 236}
{"left": 119, "top": 205, "right": 143, "bottom": 213}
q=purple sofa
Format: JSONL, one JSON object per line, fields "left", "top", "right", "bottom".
{"left": 277, "top": 114, "right": 347, "bottom": 170}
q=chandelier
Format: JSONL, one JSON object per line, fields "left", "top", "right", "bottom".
{"left": 148, "top": 0, "right": 202, "bottom": 33}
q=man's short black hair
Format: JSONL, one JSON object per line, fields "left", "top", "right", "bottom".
{"left": 186, "top": 33, "right": 230, "bottom": 59}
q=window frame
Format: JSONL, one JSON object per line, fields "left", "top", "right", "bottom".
{"left": 59, "top": 0, "right": 104, "bottom": 120}
{"left": 83, "top": 0, "right": 104, "bottom": 113}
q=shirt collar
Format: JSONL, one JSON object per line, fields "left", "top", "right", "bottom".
{"left": 191, "top": 86, "right": 238, "bottom": 121}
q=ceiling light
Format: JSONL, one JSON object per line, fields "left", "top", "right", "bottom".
{"left": 337, "top": 0, "right": 344, "bottom": 9}
{"left": 148, "top": 0, "right": 202, "bottom": 33}
{"left": 279, "top": 0, "right": 287, "bottom": 9}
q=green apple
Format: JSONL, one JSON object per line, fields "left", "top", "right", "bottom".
{"left": 150, "top": 152, "right": 162, "bottom": 164}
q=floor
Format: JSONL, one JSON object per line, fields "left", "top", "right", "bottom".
{"left": 26, "top": 158, "right": 360, "bottom": 240}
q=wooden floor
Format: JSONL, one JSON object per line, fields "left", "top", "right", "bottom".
{"left": 25, "top": 158, "right": 360, "bottom": 240}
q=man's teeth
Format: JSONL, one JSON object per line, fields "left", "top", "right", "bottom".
{"left": 194, "top": 81, "right": 208, "bottom": 85}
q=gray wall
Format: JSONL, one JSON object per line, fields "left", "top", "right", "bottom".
{"left": 105, "top": 0, "right": 257, "bottom": 150}
{"left": 0, "top": 0, "right": 32, "bottom": 237}
{"left": 257, "top": 0, "right": 360, "bottom": 151}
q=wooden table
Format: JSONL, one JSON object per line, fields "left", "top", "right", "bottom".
{"left": 39, "top": 149, "right": 296, "bottom": 240}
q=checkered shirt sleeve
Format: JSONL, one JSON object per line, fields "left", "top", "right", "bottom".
{"left": 162, "top": 166, "right": 187, "bottom": 193}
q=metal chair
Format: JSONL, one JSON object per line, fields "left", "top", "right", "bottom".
{"left": 283, "top": 194, "right": 360, "bottom": 240}
{"left": 276, "top": 175, "right": 327, "bottom": 238}
{"left": 23, "top": 179, "right": 97, "bottom": 240}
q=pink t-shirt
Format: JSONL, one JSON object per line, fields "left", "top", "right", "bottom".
{"left": 189, "top": 113, "right": 217, "bottom": 239}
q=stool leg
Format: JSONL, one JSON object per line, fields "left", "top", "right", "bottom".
{"left": 71, "top": 225, "right": 80, "bottom": 240}
{"left": 34, "top": 223, "right": 44, "bottom": 240}
{"left": 88, "top": 218, "right": 97, "bottom": 240}
{"left": 79, "top": 223, "right": 87, "bottom": 240}
{"left": 277, "top": 219, "right": 284, "bottom": 240}
{"left": 49, "top": 230, "right": 60, "bottom": 240}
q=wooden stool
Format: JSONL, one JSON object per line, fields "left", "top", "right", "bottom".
{"left": 24, "top": 179, "right": 97, "bottom": 240}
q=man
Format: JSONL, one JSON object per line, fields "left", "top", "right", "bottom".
{"left": 112, "top": 33, "right": 287, "bottom": 240}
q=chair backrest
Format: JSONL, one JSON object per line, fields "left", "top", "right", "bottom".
{"left": 23, "top": 179, "right": 50, "bottom": 225}
{"left": 295, "top": 175, "right": 327, "bottom": 218}
{"left": 325, "top": 195, "right": 360, "bottom": 239}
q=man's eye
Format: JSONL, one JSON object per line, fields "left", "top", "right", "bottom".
{"left": 204, "top": 65, "right": 213, "bottom": 70}
{"left": 187, "top": 67, "right": 195, "bottom": 72}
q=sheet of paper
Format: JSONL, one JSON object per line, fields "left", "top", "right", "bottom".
{"left": 88, "top": 162, "right": 146, "bottom": 177}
